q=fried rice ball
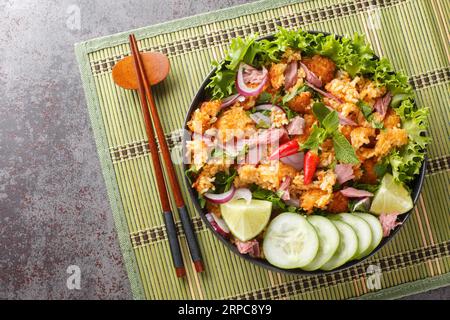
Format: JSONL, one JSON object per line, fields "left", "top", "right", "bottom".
{"left": 187, "top": 100, "right": 222, "bottom": 133}
{"left": 302, "top": 55, "right": 336, "bottom": 84}
{"left": 287, "top": 91, "right": 312, "bottom": 113}
{"left": 360, "top": 158, "right": 379, "bottom": 184}
{"left": 327, "top": 191, "right": 350, "bottom": 213}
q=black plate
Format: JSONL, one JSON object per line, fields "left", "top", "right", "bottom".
{"left": 182, "top": 31, "right": 427, "bottom": 275}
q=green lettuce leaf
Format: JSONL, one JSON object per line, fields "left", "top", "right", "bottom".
{"left": 206, "top": 35, "right": 259, "bottom": 99}
{"left": 205, "top": 60, "right": 236, "bottom": 99}
{"left": 386, "top": 99, "right": 430, "bottom": 183}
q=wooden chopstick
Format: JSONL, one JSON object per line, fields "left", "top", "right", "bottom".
{"left": 129, "top": 35, "right": 186, "bottom": 278}
{"left": 129, "top": 34, "right": 204, "bottom": 273}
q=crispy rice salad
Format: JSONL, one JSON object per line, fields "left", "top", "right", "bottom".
{"left": 185, "top": 29, "right": 429, "bottom": 270}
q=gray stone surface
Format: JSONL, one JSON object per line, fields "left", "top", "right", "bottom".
{"left": 0, "top": 0, "right": 447, "bottom": 300}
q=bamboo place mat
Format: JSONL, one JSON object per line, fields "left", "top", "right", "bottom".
{"left": 75, "top": 0, "right": 450, "bottom": 300}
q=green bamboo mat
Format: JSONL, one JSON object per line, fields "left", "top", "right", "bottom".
{"left": 75, "top": 0, "right": 450, "bottom": 300}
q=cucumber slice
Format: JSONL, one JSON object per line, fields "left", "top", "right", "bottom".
{"left": 263, "top": 213, "right": 319, "bottom": 269}
{"left": 352, "top": 213, "right": 383, "bottom": 255}
{"left": 329, "top": 213, "right": 373, "bottom": 260}
{"left": 320, "top": 220, "right": 358, "bottom": 271}
{"left": 302, "top": 216, "right": 340, "bottom": 271}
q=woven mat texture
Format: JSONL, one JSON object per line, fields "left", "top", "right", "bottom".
{"left": 75, "top": 0, "right": 450, "bottom": 300}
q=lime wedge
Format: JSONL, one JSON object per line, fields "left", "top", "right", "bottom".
{"left": 370, "top": 173, "right": 413, "bottom": 215}
{"left": 220, "top": 199, "right": 272, "bottom": 241}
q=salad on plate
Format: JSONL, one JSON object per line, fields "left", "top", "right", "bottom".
{"left": 184, "top": 28, "right": 429, "bottom": 271}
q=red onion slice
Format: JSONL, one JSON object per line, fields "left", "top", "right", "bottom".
{"left": 204, "top": 185, "right": 236, "bottom": 204}
{"left": 335, "top": 164, "right": 355, "bottom": 184}
{"left": 236, "top": 63, "right": 268, "bottom": 97}
{"left": 278, "top": 176, "right": 291, "bottom": 201}
{"left": 206, "top": 213, "right": 230, "bottom": 238}
{"left": 232, "top": 188, "right": 252, "bottom": 204}
{"left": 374, "top": 92, "right": 392, "bottom": 119}
{"left": 286, "top": 116, "right": 305, "bottom": 135}
{"left": 338, "top": 114, "right": 357, "bottom": 126}
{"left": 306, "top": 81, "right": 344, "bottom": 104}
{"left": 280, "top": 152, "right": 304, "bottom": 171}
{"left": 284, "top": 61, "right": 298, "bottom": 90}
{"left": 243, "top": 64, "right": 267, "bottom": 84}
{"left": 340, "top": 187, "right": 373, "bottom": 198}
{"left": 221, "top": 94, "right": 245, "bottom": 109}
{"left": 300, "top": 62, "right": 322, "bottom": 88}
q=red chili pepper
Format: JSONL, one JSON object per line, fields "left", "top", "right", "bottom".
{"left": 304, "top": 150, "right": 320, "bottom": 184}
{"left": 269, "top": 139, "right": 299, "bottom": 160}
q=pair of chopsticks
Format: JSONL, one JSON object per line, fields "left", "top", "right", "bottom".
{"left": 129, "top": 34, "right": 204, "bottom": 277}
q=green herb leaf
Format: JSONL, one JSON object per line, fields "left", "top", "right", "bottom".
{"left": 250, "top": 184, "right": 299, "bottom": 213}
{"left": 356, "top": 100, "right": 373, "bottom": 118}
{"left": 282, "top": 84, "right": 308, "bottom": 104}
{"left": 256, "top": 120, "right": 270, "bottom": 129}
{"left": 368, "top": 117, "right": 384, "bottom": 129}
{"left": 271, "top": 92, "right": 282, "bottom": 105}
{"left": 281, "top": 105, "right": 299, "bottom": 121}
{"left": 356, "top": 100, "right": 385, "bottom": 129}
{"left": 351, "top": 182, "right": 379, "bottom": 194}
{"left": 312, "top": 102, "right": 339, "bottom": 133}
{"left": 332, "top": 132, "right": 359, "bottom": 164}
{"left": 236, "top": 144, "right": 250, "bottom": 163}
{"left": 261, "top": 110, "right": 272, "bottom": 117}
{"left": 213, "top": 168, "right": 237, "bottom": 193}
{"left": 185, "top": 166, "right": 200, "bottom": 184}
{"left": 301, "top": 125, "right": 327, "bottom": 151}
{"left": 257, "top": 91, "right": 272, "bottom": 104}
{"left": 312, "top": 102, "right": 332, "bottom": 123}
{"left": 198, "top": 196, "right": 206, "bottom": 208}
{"left": 322, "top": 110, "right": 339, "bottom": 133}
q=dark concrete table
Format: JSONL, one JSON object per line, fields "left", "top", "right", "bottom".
{"left": 0, "top": 0, "right": 447, "bottom": 300}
